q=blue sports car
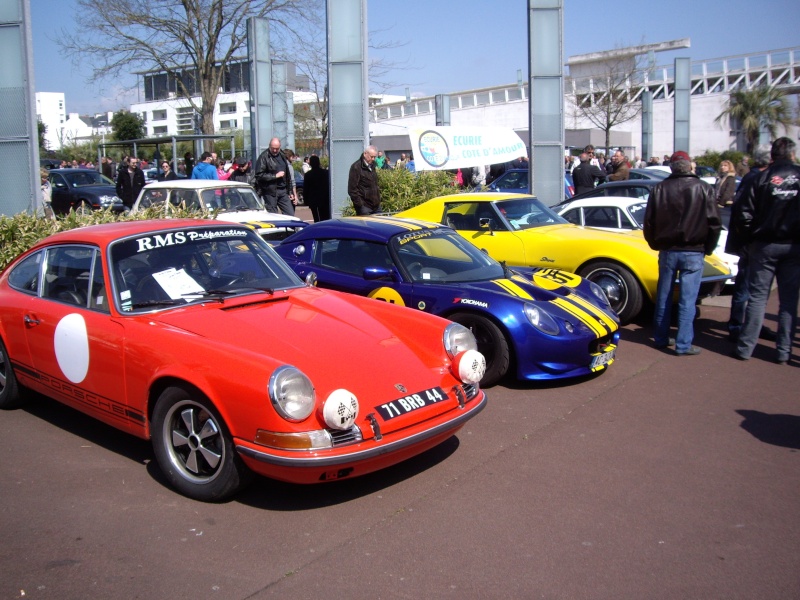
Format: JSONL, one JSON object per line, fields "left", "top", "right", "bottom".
{"left": 275, "top": 216, "right": 620, "bottom": 386}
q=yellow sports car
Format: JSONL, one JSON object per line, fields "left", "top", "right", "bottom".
{"left": 397, "top": 193, "right": 730, "bottom": 323}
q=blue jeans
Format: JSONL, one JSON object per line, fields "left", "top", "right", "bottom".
{"left": 728, "top": 250, "right": 750, "bottom": 335}
{"left": 735, "top": 241, "right": 800, "bottom": 361}
{"left": 653, "top": 251, "right": 705, "bottom": 353}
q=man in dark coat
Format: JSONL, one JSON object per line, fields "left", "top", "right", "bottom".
{"left": 347, "top": 146, "right": 381, "bottom": 215}
{"left": 254, "top": 138, "right": 295, "bottom": 215}
{"left": 303, "top": 155, "right": 330, "bottom": 222}
{"left": 571, "top": 153, "right": 607, "bottom": 195}
{"left": 115, "top": 156, "right": 146, "bottom": 209}
{"left": 644, "top": 151, "right": 721, "bottom": 356}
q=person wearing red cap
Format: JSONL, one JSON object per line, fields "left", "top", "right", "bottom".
{"left": 644, "top": 151, "right": 722, "bottom": 355}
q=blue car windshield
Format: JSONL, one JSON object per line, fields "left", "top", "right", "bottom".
{"left": 391, "top": 228, "right": 505, "bottom": 283}
{"left": 110, "top": 227, "right": 303, "bottom": 311}
{"left": 494, "top": 197, "right": 568, "bottom": 230}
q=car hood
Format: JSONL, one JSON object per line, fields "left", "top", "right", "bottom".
{"left": 521, "top": 223, "right": 654, "bottom": 251}
{"left": 148, "top": 286, "right": 451, "bottom": 396}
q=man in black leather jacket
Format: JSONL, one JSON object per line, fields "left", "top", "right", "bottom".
{"left": 254, "top": 138, "right": 295, "bottom": 215}
{"left": 644, "top": 151, "right": 721, "bottom": 356}
{"left": 732, "top": 137, "right": 800, "bottom": 364}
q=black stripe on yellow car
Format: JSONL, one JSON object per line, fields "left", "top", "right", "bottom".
{"left": 531, "top": 268, "right": 583, "bottom": 290}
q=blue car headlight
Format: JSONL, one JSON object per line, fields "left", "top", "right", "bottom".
{"left": 524, "top": 303, "right": 560, "bottom": 335}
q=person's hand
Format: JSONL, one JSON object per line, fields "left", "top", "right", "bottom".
{"left": 276, "top": 170, "right": 285, "bottom": 178}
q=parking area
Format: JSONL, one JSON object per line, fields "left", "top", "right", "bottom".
{"left": 1, "top": 293, "right": 798, "bottom": 599}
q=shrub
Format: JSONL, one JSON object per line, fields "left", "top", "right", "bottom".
{"left": 341, "top": 168, "right": 461, "bottom": 216}
{"left": 0, "top": 206, "right": 209, "bottom": 272}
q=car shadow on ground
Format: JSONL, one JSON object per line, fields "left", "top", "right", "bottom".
{"left": 234, "top": 436, "right": 461, "bottom": 510}
{"left": 21, "top": 391, "right": 153, "bottom": 464}
{"left": 736, "top": 410, "right": 800, "bottom": 450}
{"left": 20, "top": 388, "right": 462, "bottom": 508}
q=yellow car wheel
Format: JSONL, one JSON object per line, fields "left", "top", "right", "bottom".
{"left": 578, "top": 261, "right": 643, "bottom": 324}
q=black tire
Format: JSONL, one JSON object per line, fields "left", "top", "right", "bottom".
{"left": 151, "top": 386, "right": 252, "bottom": 502}
{"left": 295, "top": 188, "right": 304, "bottom": 205}
{"left": 75, "top": 200, "right": 92, "bottom": 216}
{"left": 449, "top": 312, "right": 510, "bottom": 387}
{"left": 0, "top": 337, "right": 23, "bottom": 409}
{"left": 578, "top": 261, "right": 643, "bottom": 324}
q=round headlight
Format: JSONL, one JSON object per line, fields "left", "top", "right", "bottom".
{"left": 269, "top": 366, "right": 315, "bottom": 421}
{"left": 524, "top": 303, "right": 560, "bottom": 335}
{"left": 444, "top": 322, "right": 478, "bottom": 359}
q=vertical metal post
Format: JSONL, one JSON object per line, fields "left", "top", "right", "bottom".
{"left": 641, "top": 91, "right": 653, "bottom": 162}
{"left": 674, "top": 57, "right": 690, "bottom": 153}
{"left": 528, "top": 0, "right": 564, "bottom": 206}
{"left": 327, "top": 0, "right": 368, "bottom": 217}
{"left": 272, "top": 61, "right": 288, "bottom": 146}
{"left": 435, "top": 95, "right": 450, "bottom": 126}
{"left": 247, "top": 17, "right": 272, "bottom": 163}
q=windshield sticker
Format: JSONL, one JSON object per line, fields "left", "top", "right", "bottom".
{"left": 135, "top": 229, "right": 248, "bottom": 253}
{"left": 397, "top": 230, "right": 435, "bottom": 245}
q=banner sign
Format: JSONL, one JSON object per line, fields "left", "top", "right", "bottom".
{"left": 407, "top": 126, "right": 527, "bottom": 171}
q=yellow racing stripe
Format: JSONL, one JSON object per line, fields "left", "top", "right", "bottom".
{"left": 491, "top": 279, "right": 534, "bottom": 300}
{"left": 564, "top": 293, "right": 618, "bottom": 331}
{"left": 551, "top": 298, "right": 605, "bottom": 336}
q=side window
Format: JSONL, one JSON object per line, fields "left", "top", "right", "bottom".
{"left": 444, "top": 203, "right": 479, "bottom": 230}
{"left": 138, "top": 189, "right": 167, "bottom": 209}
{"left": 318, "top": 239, "right": 391, "bottom": 275}
{"left": 632, "top": 187, "right": 650, "bottom": 200}
{"left": 42, "top": 246, "right": 102, "bottom": 309}
{"left": 561, "top": 209, "right": 582, "bottom": 225}
{"left": 583, "top": 207, "right": 617, "bottom": 228}
{"left": 8, "top": 251, "right": 43, "bottom": 294}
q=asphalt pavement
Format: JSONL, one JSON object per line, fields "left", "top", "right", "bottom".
{"left": 1, "top": 292, "right": 798, "bottom": 600}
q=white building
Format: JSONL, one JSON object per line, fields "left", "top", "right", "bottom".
{"left": 35, "top": 92, "right": 65, "bottom": 151}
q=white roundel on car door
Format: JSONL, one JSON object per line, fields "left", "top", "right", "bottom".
{"left": 54, "top": 313, "right": 90, "bottom": 383}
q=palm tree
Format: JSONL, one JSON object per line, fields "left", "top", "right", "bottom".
{"left": 716, "top": 86, "right": 794, "bottom": 153}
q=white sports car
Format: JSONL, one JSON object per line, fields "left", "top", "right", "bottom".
{"left": 556, "top": 195, "right": 738, "bottom": 283}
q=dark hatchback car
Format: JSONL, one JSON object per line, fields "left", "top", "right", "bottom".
{"left": 483, "top": 168, "right": 574, "bottom": 200}
{"left": 48, "top": 169, "right": 125, "bottom": 215}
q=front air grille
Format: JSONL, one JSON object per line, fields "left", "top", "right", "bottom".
{"left": 589, "top": 333, "right": 614, "bottom": 354}
{"left": 329, "top": 425, "right": 363, "bottom": 446}
{"left": 462, "top": 383, "right": 479, "bottom": 400}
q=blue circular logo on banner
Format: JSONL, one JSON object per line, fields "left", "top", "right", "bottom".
{"left": 418, "top": 130, "right": 450, "bottom": 168}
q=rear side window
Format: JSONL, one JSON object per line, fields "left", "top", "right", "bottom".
{"left": 8, "top": 251, "right": 43, "bottom": 294}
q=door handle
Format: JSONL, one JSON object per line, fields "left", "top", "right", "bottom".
{"left": 24, "top": 314, "right": 40, "bottom": 327}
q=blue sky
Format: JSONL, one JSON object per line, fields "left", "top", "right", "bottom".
{"left": 31, "top": 0, "right": 800, "bottom": 115}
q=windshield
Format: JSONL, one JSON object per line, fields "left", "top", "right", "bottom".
{"left": 391, "top": 228, "right": 505, "bottom": 283}
{"left": 110, "top": 227, "right": 303, "bottom": 312}
{"left": 494, "top": 197, "right": 568, "bottom": 230}
{"left": 199, "top": 186, "right": 265, "bottom": 212}
{"left": 63, "top": 171, "right": 114, "bottom": 187}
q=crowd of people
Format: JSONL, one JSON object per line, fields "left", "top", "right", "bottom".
{"left": 642, "top": 137, "right": 799, "bottom": 366}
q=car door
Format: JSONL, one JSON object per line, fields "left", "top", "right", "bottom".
{"left": 48, "top": 171, "right": 72, "bottom": 214}
{"left": 20, "top": 244, "right": 134, "bottom": 430}
{"left": 310, "top": 239, "right": 412, "bottom": 307}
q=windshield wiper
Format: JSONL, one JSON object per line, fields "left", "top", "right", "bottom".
{"left": 181, "top": 289, "right": 240, "bottom": 303}
{"left": 130, "top": 299, "right": 185, "bottom": 308}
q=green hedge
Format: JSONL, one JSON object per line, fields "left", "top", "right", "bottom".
{"left": 2, "top": 168, "right": 463, "bottom": 271}
{"left": 0, "top": 206, "right": 208, "bottom": 273}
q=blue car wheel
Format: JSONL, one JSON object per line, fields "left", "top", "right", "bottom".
{"left": 450, "top": 312, "right": 510, "bottom": 386}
